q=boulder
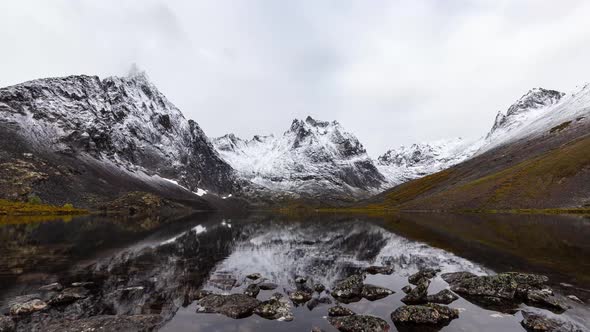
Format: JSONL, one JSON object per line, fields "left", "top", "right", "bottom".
{"left": 259, "top": 282, "right": 278, "bottom": 291}
{"left": 328, "top": 305, "right": 355, "bottom": 317}
{"left": 524, "top": 289, "right": 567, "bottom": 313}
{"left": 332, "top": 274, "right": 365, "bottom": 302}
{"left": 401, "top": 278, "right": 430, "bottom": 305}
{"left": 361, "top": 284, "right": 394, "bottom": 301}
{"left": 314, "top": 283, "right": 326, "bottom": 293}
{"left": 441, "top": 271, "right": 477, "bottom": 285}
{"left": 408, "top": 268, "right": 439, "bottom": 285}
{"left": 9, "top": 299, "right": 47, "bottom": 316}
{"left": 328, "top": 314, "right": 390, "bottom": 332}
{"left": 48, "top": 287, "right": 89, "bottom": 306}
{"left": 401, "top": 285, "right": 412, "bottom": 294}
{"left": 520, "top": 311, "right": 584, "bottom": 332}
{"left": 426, "top": 289, "right": 459, "bottom": 305}
{"left": 391, "top": 303, "right": 459, "bottom": 326}
{"left": 246, "top": 273, "right": 262, "bottom": 280}
{"left": 0, "top": 316, "right": 15, "bottom": 332}
{"left": 244, "top": 284, "right": 260, "bottom": 298}
{"left": 365, "top": 266, "right": 394, "bottom": 275}
{"left": 254, "top": 294, "right": 294, "bottom": 321}
{"left": 197, "top": 294, "right": 261, "bottom": 319}
{"left": 289, "top": 290, "right": 312, "bottom": 304}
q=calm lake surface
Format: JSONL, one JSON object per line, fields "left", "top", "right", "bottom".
{"left": 1, "top": 212, "right": 589, "bottom": 331}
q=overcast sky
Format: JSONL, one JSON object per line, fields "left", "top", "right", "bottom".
{"left": 2, "top": 1, "right": 590, "bottom": 156}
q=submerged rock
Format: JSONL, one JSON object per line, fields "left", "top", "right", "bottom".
{"left": 289, "top": 290, "right": 313, "bottom": 304}
{"left": 247, "top": 273, "right": 262, "bottom": 280}
{"left": 244, "top": 284, "right": 260, "bottom": 298}
{"left": 524, "top": 289, "right": 567, "bottom": 313}
{"left": 295, "top": 276, "right": 308, "bottom": 284}
{"left": 48, "top": 287, "right": 90, "bottom": 306}
{"left": 328, "top": 314, "right": 390, "bottom": 332}
{"left": 441, "top": 271, "right": 477, "bottom": 285}
{"left": 391, "top": 303, "right": 459, "bottom": 326}
{"left": 332, "top": 274, "right": 365, "bottom": 302}
{"left": 9, "top": 299, "right": 47, "bottom": 316}
{"left": 197, "top": 294, "right": 261, "bottom": 319}
{"left": 43, "top": 314, "right": 162, "bottom": 332}
{"left": 401, "top": 278, "right": 430, "bottom": 305}
{"left": 314, "top": 283, "right": 326, "bottom": 293}
{"left": 328, "top": 305, "right": 355, "bottom": 317}
{"left": 365, "top": 266, "right": 394, "bottom": 275}
{"left": 520, "top": 311, "right": 584, "bottom": 332}
{"left": 566, "top": 295, "right": 583, "bottom": 304}
{"left": 254, "top": 294, "right": 294, "bottom": 321}
{"left": 401, "top": 286, "right": 412, "bottom": 294}
{"left": 408, "top": 268, "right": 439, "bottom": 285}
{"left": 259, "top": 282, "right": 278, "bottom": 290}
{"left": 0, "top": 316, "right": 15, "bottom": 332}
{"left": 426, "top": 289, "right": 459, "bottom": 305}
{"left": 361, "top": 284, "right": 394, "bottom": 301}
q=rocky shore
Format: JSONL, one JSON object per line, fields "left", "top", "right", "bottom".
{"left": 1, "top": 254, "right": 586, "bottom": 332}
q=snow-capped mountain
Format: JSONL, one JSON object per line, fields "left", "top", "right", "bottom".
{"left": 213, "top": 116, "right": 385, "bottom": 199}
{"left": 477, "top": 85, "right": 590, "bottom": 153}
{"left": 0, "top": 69, "right": 238, "bottom": 199}
{"left": 376, "top": 138, "right": 480, "bottom": 185}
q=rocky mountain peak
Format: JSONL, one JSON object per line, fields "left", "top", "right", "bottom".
{"left": 487, "top": 87, "right": 564, "bottom": 138}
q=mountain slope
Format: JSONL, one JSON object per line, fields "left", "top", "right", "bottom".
{"left": 213, "top": 116, "right": 386, "bottom": 200}
{"left": 368, "top": 85, "right": 590, "bottom": 210}
{"left": 376, "top": 138, "right": 480, "bottom": 186}
{"left": 0, "top": 71, "right": 240, "bottom": 209}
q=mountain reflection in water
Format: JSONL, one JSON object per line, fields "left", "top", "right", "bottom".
{"left": 0, "top": 213, "right": 588, "bottom": 331}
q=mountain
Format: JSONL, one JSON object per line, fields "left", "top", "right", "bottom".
{"left": 212, "top": 116, "right": 386, "bottom": 200}
{"left": 367, "top": 84, "right": 590, "bottom": 211}
{"left": 0, "top": 70, "right": 241, "bottom": 210}
{"left": 376, "top": 138, "right": 480, "bottom": 186}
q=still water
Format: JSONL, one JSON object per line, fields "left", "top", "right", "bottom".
{"left": 0, "top": 212, "right": 589, "bottom": 331}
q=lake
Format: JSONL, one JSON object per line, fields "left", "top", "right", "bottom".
{"left": 0, "top": 212, "right": 589, "bottom": 331}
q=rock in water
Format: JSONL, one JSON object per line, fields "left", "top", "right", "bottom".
{"left": 408, "top": 268, "right": 439, "bottom": 285}
{"left": 9, "top": 299, "right": 47, "bottom": 316}
{"left": 197, "top": 294, "right": 261, "bottom": 319}
{"left": 520, "top": 311, "right": 585, "bottom": 332}
{"left": 524, "top": 289, "right": 567, "bottom": 313}
{"left": 314, "top": 283, "right": 326, "bottom": 293}
{"left": 361, "top": 284, "right": 394, "bottom": 301}
{"left": 289, "top": 290, "right": 312, "bottom": 304}
{"left": 259, "top": 282, "right": 278, "bottom": 290}
{"left": 0, "top": 316, "right": 15, "bottom": 332}
{"left": 295, "top": 276, "right": 308, "bottom": 284}
{"left": 254, "top": 294, "right": 294, "bottom": 321}
{"left": 441, "top": 271, "right": 477, "bottom": 285}
{"left": 247, "top": 273, "right": 262, "bottom": 280}
{"left": 426, "top": 289, "right": 459, "bottom": 305}
{"left": 391, "top": 303, "right": 459, "bottom": 326}
{"left": 328, "top": 306, "right": 355, "bottom": 317}
{"left": 328, "top": 314, "right": 390, "bottom": 332}
{"left": 401, "top": 285, "right": 412, "bottom": 294}
{"left": 48, "top": 287, "right": 90, "bottom": 305}
{"left": 365, "top": 266, "right": 394, "bottom": 275}
{"left": 244, "top": 284, "right": 260, "bottom": 298}
{"left": 401, "top": 278, "right": 430, "bottom": 304}
{"left": 332, "top": 274, "right": 365, "bottom": 302}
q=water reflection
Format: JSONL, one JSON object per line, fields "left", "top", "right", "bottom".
{"left": 0, "top": 212, "right": 588, "bottom": 331}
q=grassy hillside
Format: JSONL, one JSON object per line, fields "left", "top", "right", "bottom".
{"left": 371, "top": 135, "right": 590, "bottom": 211}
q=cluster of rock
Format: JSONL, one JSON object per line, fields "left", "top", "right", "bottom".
{"left": 442, "top": 271, "right": 567, "bottom": 313}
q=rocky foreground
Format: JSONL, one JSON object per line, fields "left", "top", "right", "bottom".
{"left": 1, "top": 266, "right": 585, "bottom": 332}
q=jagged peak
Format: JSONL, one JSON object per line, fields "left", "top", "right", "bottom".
{"left": 506, "top": 87, "right": 564, "bottom": 116}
